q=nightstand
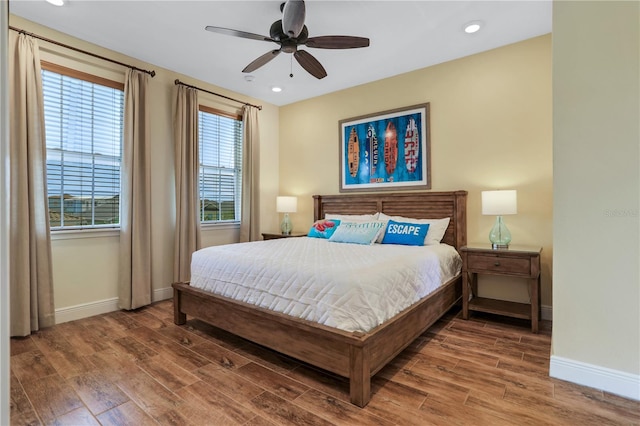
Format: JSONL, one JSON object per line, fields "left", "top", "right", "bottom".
{"left": 461, "top": 244, "right": 542, "bottom": 333}
{"left": 261, "top": 232, "right": 306, "bottom": 240}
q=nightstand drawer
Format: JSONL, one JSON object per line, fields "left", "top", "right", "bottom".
{"left": 467, "top": 253, "right": 531, "bottom": 276}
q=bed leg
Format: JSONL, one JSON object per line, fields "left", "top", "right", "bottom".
{"left": 173, "top": 288, "right": 187, "bottom": 325}
{"left": 349, "top": 345, "right": 371, "bottom": 407}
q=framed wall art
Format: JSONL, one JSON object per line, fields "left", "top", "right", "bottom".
{"left": 338, "top": 103, "right": 430, "bottom": 192}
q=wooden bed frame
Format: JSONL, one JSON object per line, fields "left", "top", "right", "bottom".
{"left": 172, "top": 190, "right": 467, "bottom": 407}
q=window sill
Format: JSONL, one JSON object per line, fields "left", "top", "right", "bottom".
{"left": 51, "top": 227, "right": 120, "bottom": 240}
{"left": 50, "top": 222, "right": 239, "bottom": 240}
{"left": 201, "top": 221, "right": 240, "bottom": 231}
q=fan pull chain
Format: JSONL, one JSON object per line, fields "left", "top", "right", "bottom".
{"left": 290, "top": 55, "right": 294, "bottom": 78}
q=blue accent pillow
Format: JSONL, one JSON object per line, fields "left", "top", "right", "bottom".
{"left": 328, "top": 221, "right": 385, "bottom": 245}
{"left": 307, "top": 219, "right": 341, "bottom": 239}
{"left": 381, "top": 220, "right": 430, "bottom": 246}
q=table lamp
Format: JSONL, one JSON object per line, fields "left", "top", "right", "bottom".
{"left": 482, "top": 190, "right": 517, "bottom": 249}
{"left": 276, "top": 196, "right": 297, "bottom": 235}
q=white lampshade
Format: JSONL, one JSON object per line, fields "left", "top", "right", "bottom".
{"left": 276, "top": 196, "right": 297, "bottom": 213}
{"left": 482, "top": 190, "right": 517, "bottom": 215}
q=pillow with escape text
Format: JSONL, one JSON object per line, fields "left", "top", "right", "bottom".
{"left": 381, "top": 220, "right": 430, "bottom": 246}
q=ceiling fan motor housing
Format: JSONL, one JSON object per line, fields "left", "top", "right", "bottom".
{"left": 270, "top": 20, "right": 308, "bottom": 43}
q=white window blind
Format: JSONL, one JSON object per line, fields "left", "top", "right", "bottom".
{"left": 198, "top": 108, "right": 243, "bottom": 223}
{"left": 42, "top": 68, "right": 124, "bottom": 229}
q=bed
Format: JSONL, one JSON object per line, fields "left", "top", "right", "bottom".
{"left": 172, "top": 190, "right": 467, "bottom": 407}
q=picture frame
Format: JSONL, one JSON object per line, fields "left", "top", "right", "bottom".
{"left": 338, "top": 103, "right": 430, "bottom": 192}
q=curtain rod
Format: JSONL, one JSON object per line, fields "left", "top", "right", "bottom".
{"left": 9, "top": 26, "right": 156, "bottom": 78}
{"left": 174, "top": 79, "right": 262, "bottom": 111}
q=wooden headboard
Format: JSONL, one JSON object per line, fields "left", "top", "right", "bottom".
{"left": 313, "top": 191, "right": 467, "bottom": 250}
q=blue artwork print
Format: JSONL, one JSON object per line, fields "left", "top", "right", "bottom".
{"left": 340, "top": 104, "right": 429, "bottom": 191}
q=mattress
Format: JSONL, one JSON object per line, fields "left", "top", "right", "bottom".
{"left": 190, "top": 237, "right": 462, "bottom": 333}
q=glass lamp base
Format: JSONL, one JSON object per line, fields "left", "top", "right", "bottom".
{"left": 280, "top": 213, "right": 292, "bottom": 235}
{"left": 489, "top": 215, "right": 512, "bottom": 249}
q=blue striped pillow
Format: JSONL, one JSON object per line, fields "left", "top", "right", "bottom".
{"left": 328, "top": 221, "right": 386, "bottom": 245}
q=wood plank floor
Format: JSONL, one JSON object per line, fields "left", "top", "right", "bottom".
{"left": 10, "top": 300, "right": 640, "bottom": 425}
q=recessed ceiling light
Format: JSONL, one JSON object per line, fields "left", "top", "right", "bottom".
{"left": 464, "top": 21, "right": 482, "bottom": 34}
{"left": 45, "top": 0, "right": 65, "bottom": 6}
{"left": 271, "top": 86, "right": 282, "bottom": 93}
{"left": 244, "top": 75, "right": 255, "bottom": 82}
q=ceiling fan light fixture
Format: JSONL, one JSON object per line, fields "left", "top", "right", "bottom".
{"left": 282, "top": 0, "right": 306, "bottom": 38}
{"left": 463, "top": 21, "right": 482, "bottom": 34}
{"left": 45, "top": 0, "right": 65, "bottom": 6}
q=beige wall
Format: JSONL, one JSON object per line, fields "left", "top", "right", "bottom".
{"left": 279, "top": 35, "right": 553, "bottom": 308}
{"left": 552, "top": 0, "right": 639, "bottom": 377}
{"left": 8, "top": 15, "right": 280, "bottom": 314}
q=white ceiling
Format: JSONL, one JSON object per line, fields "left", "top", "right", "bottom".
{"left": 9, "top": 0, "right": 552, "bottom": 106}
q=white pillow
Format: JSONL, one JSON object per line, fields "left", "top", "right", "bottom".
{"left": 377, "top": 213, "right": 450, "bottom": 245}
{"left": 325, "top": 213, "right": 379, "bottom": 222}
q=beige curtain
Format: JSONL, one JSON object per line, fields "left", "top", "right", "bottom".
{"left": 173, "top": 85, "right": 200, "bottom": 282}
{"left": 9, "top": 34, "right": 55, "bottom": 336}
{"left": 239, "top": 105, "right": 260, "bottom": 242}
{"left": 118, "top": 69, "right": 152, "bottom": 310}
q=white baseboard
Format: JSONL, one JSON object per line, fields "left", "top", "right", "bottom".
{"left": 152, "top": 286, "right": 173, "bottom": 302}
{"left": 55, "top": 286, "right": 173, "bottom": 324}
{"left": 541, "top": 304, "right": 552, "bottom": 321}
{"left": 550, "top": 355, "right": 640, "bottom": 401}
{"left": 54, "top": 291, "right": 550, "bottom": 328}
{"left": 55, "top": 297, "right": 119, "bottom": 324}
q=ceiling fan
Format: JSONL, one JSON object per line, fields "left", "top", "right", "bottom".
{"left": 205, "top": 0, "right": 370, "bottom": 79}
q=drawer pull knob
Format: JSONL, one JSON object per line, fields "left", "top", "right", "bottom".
{"left": 494, "top": 262, "right": 501, "bottom": 266}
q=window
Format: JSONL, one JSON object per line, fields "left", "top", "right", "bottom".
{"left": 198, "top": 106, "right": 243, "bottom": 223}
{"left": 41, "top": 63, "right": 124, "bottom": 229}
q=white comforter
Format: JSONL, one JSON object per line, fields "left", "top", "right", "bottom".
{"left": 190, "top": 237, "right": 462, "bottom": 333}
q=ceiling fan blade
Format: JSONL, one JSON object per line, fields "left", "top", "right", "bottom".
{"left": 242, "top": 50, "right": 281, "bottom": 73}
{"left": 294, "top": 50, "right": 327, "bottom": 79}
{"left": 305, "top": 36, "right": 370, "bottom": 49}
{"left": 282, "top": 0, "right": 306, "bottom": 38}
{"left": 205, "top": 26, "right": 273, "bottom": 43}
